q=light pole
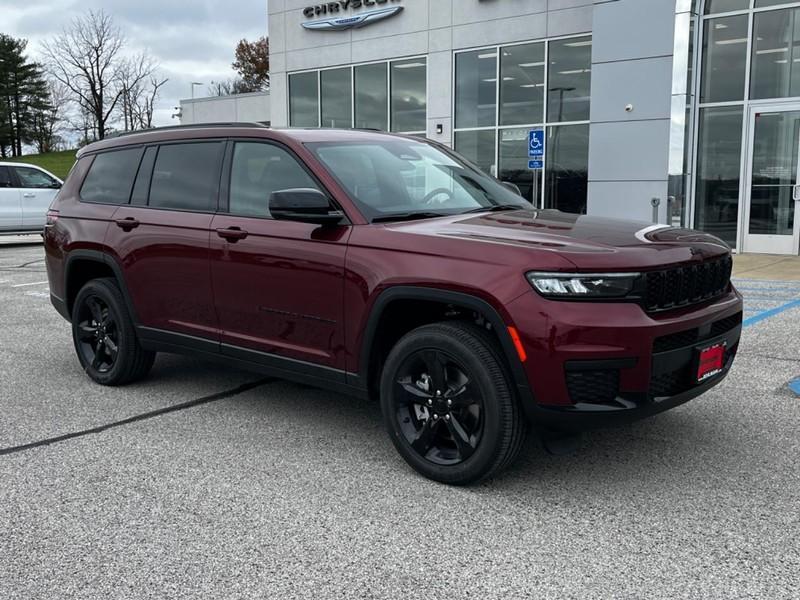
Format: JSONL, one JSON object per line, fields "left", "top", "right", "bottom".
{"left": 190, "top": 82, "right": 204, "bottom": 99}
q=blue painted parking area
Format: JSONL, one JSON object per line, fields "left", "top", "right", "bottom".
{"left": 732, "top": 278, "right": 800, "bottom": 328}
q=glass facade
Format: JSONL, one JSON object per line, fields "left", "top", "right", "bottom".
{"left": 289, "top": 58, "right": 426, "bottom": 133}
{"left": 454, "top": 36, "right": 592, "bottom": 213}
{"left": 694, "top": 1, "right": 800, "bottom": 252}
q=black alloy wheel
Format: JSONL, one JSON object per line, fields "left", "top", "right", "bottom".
{"left": 71, "top": 278, "right": 155, "bottom": 386}
{"left": 75, "top": 295, "right": 119, "bottom": 374}
{"left": 394, "top": 349, "right": 483, "bottom": 465}
{"left": 380, "top": 322, "right": 526, "bottom": 485}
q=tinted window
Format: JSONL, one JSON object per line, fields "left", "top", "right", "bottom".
{"left": 547, "top": 37, "right": 592, "bottom": 122}
{"left": 289, "top": 72, "right": 319, "bottom": 127}
{"left": 700, "top": 15, "right": 748, "bottom": 103}
{"left": 149, "top": 143, "right": 223, "bottom": 212}
{"left": 500, "top": 42, "right": 545, "bottom": 126}
{"left": 13, "top": 166, "right": 59, "bottom": 188}
{"left": 80, "top": 148, "right": 143, "bottom": 205}
{"left": 130, "top": 146, "right": 157, "bottom": 206}
{"left": 455, "top": 49, "right": 497, "bottom": 129}
{"left": 354, "top": 63, "right": 388, "bottom": 130}
{"left": 0, "top": 166, "right": 12, "bottom": 188}
{"left": 229, "top": 143, "right": 320, "bottom": 218}
{"left": 390, "top": 59, "right": 426, "bottom": 133}
{"left": 321, "top": 68, "right": 352, "bottom": 128}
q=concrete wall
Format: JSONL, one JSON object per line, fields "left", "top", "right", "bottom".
{"left": 268, "top": 0, "right": 594, "bottom": 146}
{"left": 180, "top": 92, "right": 271, "bottom": 125}
{"left": 586, "top": 0, "right": 679, "bottom": 223}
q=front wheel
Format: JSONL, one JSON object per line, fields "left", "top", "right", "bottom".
{"left": 71, "top": 278, "right": 155, "bottom": 386}
{"left": 380, "top": 322, "right": 526, "bottom": 485}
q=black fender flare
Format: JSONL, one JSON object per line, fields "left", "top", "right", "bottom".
{"left": 356, "top": 286, "right": 534, "bottom": 407}
{"left": 64, "top": 250, "right": 140, "bottom": 325}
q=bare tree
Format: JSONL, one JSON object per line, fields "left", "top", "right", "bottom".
{"left": 117, "top": 53, "right": 157, "bottom": 132}
{"left": 133, "top": 76, "right": 168, "bottom": 130}
{"left": 41, "top": 10, "right": 153, "bottom": 140}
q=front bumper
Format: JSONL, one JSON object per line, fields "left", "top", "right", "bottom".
{"left": 506, "top": 287, "right": 743, "bottom": 431}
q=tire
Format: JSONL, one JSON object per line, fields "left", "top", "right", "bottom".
{"left": 379, "top": 322, "right": 526, "bottom": 485}
{"left": 71, "top": 277, "right": 155, "bottom": 386}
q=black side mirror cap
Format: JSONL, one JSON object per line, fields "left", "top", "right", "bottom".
{"left": 269, "top": 188, "right": 344, "bottom": 226}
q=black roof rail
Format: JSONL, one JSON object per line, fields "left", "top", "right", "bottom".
{"left": 107, "top": 122, "right": 270, "bottom": 139}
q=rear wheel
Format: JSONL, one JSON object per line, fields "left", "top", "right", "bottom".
{"left": 71, "top": 278, "right": 155, "bottom": 386}
{"left": 380, "top": 322, "right": 526, "bottom": 485}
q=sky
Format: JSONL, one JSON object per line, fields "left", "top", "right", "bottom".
{"left": 0, "top": 0, "right": 269, "bottom": 127}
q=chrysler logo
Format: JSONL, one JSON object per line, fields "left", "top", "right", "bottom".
{"left": 302, "top": 1, "right": 403, "bottom": 31}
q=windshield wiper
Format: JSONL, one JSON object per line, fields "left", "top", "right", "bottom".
{"left": 372, "top": 211, "right": 448, "bottom": 223}
{"left": 461, "top": 204, "right": 526, "bottom": 214}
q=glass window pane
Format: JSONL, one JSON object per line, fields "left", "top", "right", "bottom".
{"left": 694, "top": 106, "right": 743, "bottom": 248}
{"left": 230, "top": 142, "right": 320, "bottom": 218}
{"left": 755, "top": 0, "right": 799, "bottom": 8}
{"left": 355, "top": 63, "right": 388, "bottom": 130}
{"left": 0, "top": 166, "right": 12, "bottom": 188}
{"left": 454, "top": 129, "right": 497, "bottom": 176}
{"left": 12, "top": 167, "right": 58, "bottom": 188}
{"left": 149, "top": 143, "right": 223, "bottom": 212}
{"left": 321, "top": 68, "right": 352, "bottom": 128}
{"left": 547, "top": 37, "right": 592, "bottom": 123}
{"left": 749, "top": 111, "right": 799, "bottom": 235}
{"left": 500, "top": 42, "right": 545, "bottom": 126}
{"left": 391, "top": 59, "right": 427, "bottom": 133}
{"left": 705, "top": 0, "right": 749, "bottom": 13}
{"left": 80, "top": 148, "right": 143, "bottom": 205}
{"left": 750, "top": 8, "right": 800, "bottom": 100}
{"left": 455, "top": 49, "right": 498, "bottom": 129}
{"left": 700, "top": 16, "right": 748, "bottom": 103}
{"left": 499, "top": 128, "right": 541, "bottom": 206}
{"left": 545, "top": 124, "right": 589, "bottom": 214}
{"left": 289, "top": 72, "right": 319, "bottom": 127}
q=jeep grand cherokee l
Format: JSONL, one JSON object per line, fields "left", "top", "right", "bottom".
{"left": 44, "top": 124, "right": 742, "bottom": 485}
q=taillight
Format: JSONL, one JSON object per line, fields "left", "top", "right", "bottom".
{"left": 46, "top": 210, "right": 59, "bottom": 226}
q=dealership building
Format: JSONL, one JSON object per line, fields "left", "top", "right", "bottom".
{"left": 182, "top": 0, "right": 800, "bottom": 255}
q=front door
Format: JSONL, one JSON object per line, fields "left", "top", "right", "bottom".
{"left": 12, "top": 165, "right": 61, "bottom": 229}
{"left": 743, "top": 104, "right": 800, "bottom": 254}
{"left": 210, "top": 140, "right": 350, "bottom": 373}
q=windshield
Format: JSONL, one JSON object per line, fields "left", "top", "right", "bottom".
{"left": 306, "top": 138, "right": 528, "bottom": 222}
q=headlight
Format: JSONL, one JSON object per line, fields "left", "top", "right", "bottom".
{"left": 526, "top": 272, "right": 640, "bottom": 298}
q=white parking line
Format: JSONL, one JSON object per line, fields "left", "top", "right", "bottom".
{"left": 11, "top": 281, "right": 48, "bottom": 288}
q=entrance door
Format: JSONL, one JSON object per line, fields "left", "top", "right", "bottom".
{"left": 743, "top": 104, "right": 800, "bottom": 254}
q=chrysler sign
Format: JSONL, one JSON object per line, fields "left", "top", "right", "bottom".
{"left": 302, "top": 0, "right": 404, "bottom": 31}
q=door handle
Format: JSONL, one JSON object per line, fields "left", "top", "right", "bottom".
{"left": 216, "top": 227, "right": 248, "bottom": 242}
{"left": 22, "top": 193, "right": 36, "bottom": 198}
{"left": 115, "top": 217, "right": 140, "bottom": 231}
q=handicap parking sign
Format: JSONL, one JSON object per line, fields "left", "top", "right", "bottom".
{"left": 528, "top": 129, "right": 544, "bottom": 170}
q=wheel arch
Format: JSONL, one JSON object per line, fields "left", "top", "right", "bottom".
{"left": 357, "top": 286, "right": 533, "bottom": 406}
{"left": 64, "top": 250, "right": 139, "bottom": 324}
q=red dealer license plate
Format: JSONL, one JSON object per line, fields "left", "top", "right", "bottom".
{"left": 696, "top": 343, "right": 726, "bottom": 383}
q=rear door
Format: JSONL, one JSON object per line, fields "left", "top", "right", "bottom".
{"left": 0, "top": 166, "right": 21, "bottom": 231}
{"left": 209, "top": 140, "right": 350, "bottom": 372}
{"left": 12, "top": 166, "right": 61, "bottom": 229}
{"left": 104, "top": 141, "right": 224, "bottom": 341}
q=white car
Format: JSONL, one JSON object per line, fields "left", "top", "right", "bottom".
{"left": 0, "top": 162, "right": 64, "bottom": 234}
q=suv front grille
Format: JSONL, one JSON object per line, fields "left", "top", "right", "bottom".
{"left": 565, "top": 370, "right": 620, "bottom": 404}
{"left": 644, "top": 255, "right": 733, "bottom": 312}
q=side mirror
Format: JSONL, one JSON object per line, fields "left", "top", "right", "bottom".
{"left": 51, "top": 182, "right": 63, "bottom": 189}
{"left": 501, "top": 181, "right": 523, "bottom": 197}
{"left": 269, "top": 188, "right": 344, "bottom": 226}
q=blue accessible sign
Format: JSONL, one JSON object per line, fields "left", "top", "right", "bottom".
{"left": 528, "top": 129, "right": 544, "bottom": 170}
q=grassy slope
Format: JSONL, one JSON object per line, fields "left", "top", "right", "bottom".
{"left": 5, "top": 150, "right": 78, "bottom": 180}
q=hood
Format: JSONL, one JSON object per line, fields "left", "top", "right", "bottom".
{"left": 384, "top": 209, "right": 731, "bottom": 270}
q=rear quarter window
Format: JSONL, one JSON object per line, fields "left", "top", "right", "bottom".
{"left": 80, "top": 148, "right": 144, "bottom": 205}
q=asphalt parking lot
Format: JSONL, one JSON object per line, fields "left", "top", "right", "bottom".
{"left": 1, "top": 238, "right": 798, "bottom": 599}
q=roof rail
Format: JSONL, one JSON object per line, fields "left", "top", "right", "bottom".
{"left": 107, "top": 122, "right": 270, "bottom": 139}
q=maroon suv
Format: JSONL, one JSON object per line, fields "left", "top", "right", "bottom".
{"left": 44, "top": 124, "right": 742, "bottom": 484}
